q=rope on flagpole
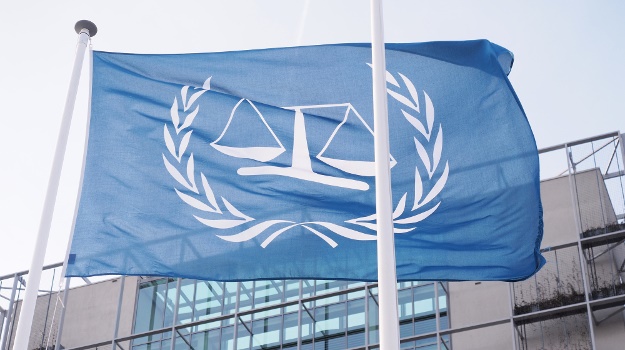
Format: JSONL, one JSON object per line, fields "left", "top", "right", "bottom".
{"left": 12, "top": 20, "right": 96, "bottom": 350}
{"left": 370, "top": 0, "right": 401, "bottom": 349}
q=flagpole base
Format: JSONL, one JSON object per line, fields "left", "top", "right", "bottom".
{"left": 75, "top": 20, "right": 97, "bottom": 36}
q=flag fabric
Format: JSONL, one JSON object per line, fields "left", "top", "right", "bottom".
{"left": 67, "top": 40, "right": 544, "bottom": 282}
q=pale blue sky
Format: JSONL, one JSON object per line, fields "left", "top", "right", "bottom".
{"left": 1, "top": 0, "right": 624, "bottom": 276}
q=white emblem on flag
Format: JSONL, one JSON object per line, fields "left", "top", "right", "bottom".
{"left": 162, "top": 71, "right": 449, "bottom": 247}
{"left": 211, "top": 101, "right": 396, "bottom": 191}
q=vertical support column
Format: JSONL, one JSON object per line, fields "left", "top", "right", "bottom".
{"left": 508, "top": 282, "right": 518, "bottom": 350}
{"left": 1, "top": 275, "right": 19, "bottom": 350}
{"left": 218, "top": 282, "right": 226, "bottom": 348}
{"left": 590, "top": 142, "right": 608, "bottom": 230}
{"left": 620, "top": 133, "right": 625, "bottom": 176}
{"left": 0, "top": 309, "right": 4, "bottom": 350}
{"left": 434, "top": 282, "right": 441, "bottom": 350}
{"left": 170, "top": 278, "right": 182, "bottom": 350}
{"left": 54, "top": 278, "right": 71, "bottom": 350}
{"left": 577, "top": 240, "right": 597, "bottom": 349}
{"left": 111, "top": 276, "right": 126, "bottom": 350}
{"left": 364, "top": 284, "right": 370, "bottom": 347}
{"left": 567, "top": 145, "right": 583, "bottom": 235}
{"left": 297, "top": 280, "right": 303, "bottom": 350}
{"left": 567, "top": 144, "right": 597, "bottom": 349}
{"left": 619, "top": 132, "right": 625, "bottom": 224}
{"left": 232, "top": 282, "right": 241, "bottom": 349}
{"left": 279, "top": 281, "right": 285, "bottom": 347}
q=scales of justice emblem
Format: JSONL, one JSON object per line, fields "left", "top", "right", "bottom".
{"left": 162, "top": 73, "right": 449, "bottom": 248}
{"left": 210, "top": 99, "right": 396, "bottom": 191}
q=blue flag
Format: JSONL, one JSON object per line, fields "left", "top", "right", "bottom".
{"left": 67, "top": 40, "right": 544, "bottom": 282}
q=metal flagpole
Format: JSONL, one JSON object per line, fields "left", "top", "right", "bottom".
{"left": 55, "top": 27, "right": 96, "bottom": 350}
{"left": 12, "top": 20, "right": 97, "bottom": 350}
{"left": 370, "top": 0, "right": 400, "bottom": 349}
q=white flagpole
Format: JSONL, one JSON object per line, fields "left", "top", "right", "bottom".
{"left": 12, "top": 20, "right": 97, "bottom": 350}
{"left": 370, "top": 1, "right": 400, "bottom": 349}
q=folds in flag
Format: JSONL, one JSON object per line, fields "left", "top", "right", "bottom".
{"left": 67, "top": 40, "right": 544, "bottom": 281}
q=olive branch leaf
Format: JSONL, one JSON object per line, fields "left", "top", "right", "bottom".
{"left": 162, "top": 79, "right": 254, "bottom": 227}
{"left": 347, "top": 71, "right": 449, "bottom": 232}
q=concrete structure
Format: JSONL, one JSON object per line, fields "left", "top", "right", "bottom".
{"left": 3, "top": 277, "right": 138, "bottom": 350}
{"left": 1, "top": 132, "right": 624, "bottom": 350}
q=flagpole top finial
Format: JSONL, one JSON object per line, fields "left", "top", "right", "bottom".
{"left": 75, "top": 20, "right": 97, "bottom": 37}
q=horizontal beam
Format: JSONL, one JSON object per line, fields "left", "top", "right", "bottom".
{"left": 0, "top": 262, "right": 63, "bottom": 281}
{"left": 605, "top": 170, "right": 625, "bottom": 180}
{"left": 589, "top": 293, "right": 625, "bottom": 311}
{"left": 512, "top": 301, "right": 587, "bottom": 323}
{"left": 581, "top": 228, "right": 625, "bottom": 248}
{"left": 538, "top": 131, "right": 620, "bottom": 154}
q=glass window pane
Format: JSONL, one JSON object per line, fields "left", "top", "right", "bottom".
{"left": 239, "top": 281, "right": 254, "bottom": 313}
{"left": 441, "top": 334, "right": 451, "bottom": 348}
{"left": 175, "top": 326, "right": 193, "bottom": 343}
{"left": 368, "top": 289, "right": 379, "bottom": 345}
{"left": 284, "top": 280, "right": 300, "bottom": 313}
{"left": 302, "top": 280, "right": 315, "bottom": 309}
{"left": 327, "top": 335, "right": 346, "bottom": 350}
{"left": 285, "top": 281, "right": 300, "bottom": 300}
{"left": 164, "top": 278, "right": 177, "bottom": 328}
{"left": 251, "top": 316, "right": 282, "bottom": 349}
{"left": 398, "top": 281, "right": 413, "bottom": 289}
{"left": 347, "top": 299, "right": 365, "bottom": 331}
{"left": 315, "top": 280, "right": 346, "bottom": 303}
{"left": 347, "top": 289, "right": 366, "bottom": 300}
{"left": 347, "top": 298, "right": 366, "bottom": 348}
{"left": 398, "top": 288, "right": 413, "bottom": 320}
{"left": 177, "top": 279, "right": 195, "bottom": 325}
{"left": 440, "top": 315, "right": 449, "bottom": 331}
{"left": 167, "top": 334, "right": 188, "bottom": 350}
{"left": 237, "top": 319, "right": 251, "bottom": 350}
{"left": 400, "top": 319, "right": 414, "bottom": 339}
{"left": 190, "top": 329, "right": 219, "bottom": 350}
{"left": 316, "top": 292, "right": 340, "bottom": 307}
{"left": 414, "top": 318, "right": 436, "bottom": 341}
{"left": 346, "top": 281, "right": 366, "bottom": 289}
{"left": 283, "top": 312, "right": 299, "bottom": 344}
{"left": 347, "top": 329, "right": 365, "bottom": 349}
{"left": 301, "top": 305, "right": 314, "bottom": 341}
{"left": 193, "top": 320, "right": 221, "bottom": 334}
{"left": 315, "top": 303, "right": 346, "bottom": 339}
{"left": 413, "top": 284, "right": 434, "bottom": 317}
{"left": 132, "top": 343, "right": 148, "bottom": 350}
{"left": 437, "top": 283, "right": 447, "bottom": 311}
{"left": 194, "top": 281, "right": 223, "bottom": 322}
{"left": 221, "top": 326, "right": 234, "bottom": 350}
{"left": 134, "top": 279, "right": 168, "bottom": 342}
{"left": 254, "top": 280, "right": 283, "bottom": 308}
{"left": 223, "top": 282, "right": 238, "bottom": 315}
{"left": 400, "top": 340, "right": 415, "bottom": 349}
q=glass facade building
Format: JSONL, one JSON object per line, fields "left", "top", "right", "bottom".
{"left": 131, "top": 279, "right": 449, "bottom": 350}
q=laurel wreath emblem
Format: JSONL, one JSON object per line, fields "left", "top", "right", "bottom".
{"left": 162, "top": 71, "right": 448, "bottom": 248}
